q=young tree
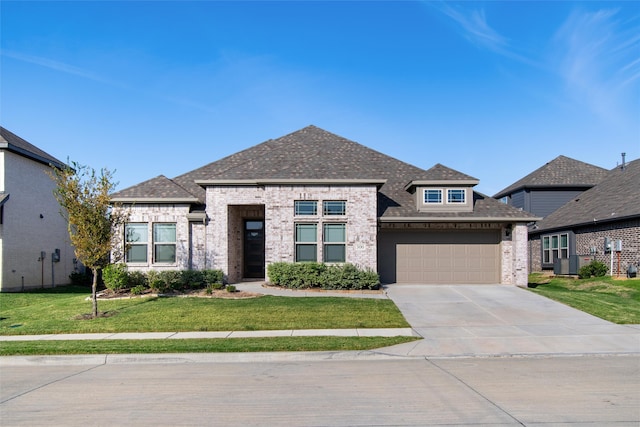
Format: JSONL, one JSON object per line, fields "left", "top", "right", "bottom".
{"left": 50, "top": 161, "right": 128, "bottom": 318}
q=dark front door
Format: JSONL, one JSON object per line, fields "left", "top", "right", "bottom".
{"left": 244, "top": 220, "right": 265, "bottom": 278}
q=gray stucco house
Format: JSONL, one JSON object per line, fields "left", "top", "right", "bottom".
{"left": 0, "top": 127, "right": 76, "bottom": 291}
{"left": 111, "top": 126, "right": 537, "bottom": 286}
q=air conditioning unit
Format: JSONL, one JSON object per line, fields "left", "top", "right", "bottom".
{"left": 553, "top": 258, "right": 570, "bottom": 275}
{"left": 569, "top": 255, "right": 594, "bottom": 275}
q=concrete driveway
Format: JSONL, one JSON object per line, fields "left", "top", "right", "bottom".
{"left": 382, "top": 284, "right": 640, "bottom": 358}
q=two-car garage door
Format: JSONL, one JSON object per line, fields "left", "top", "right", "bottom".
{"left": 378, "top": 229, "right": 501, "bottom": 284}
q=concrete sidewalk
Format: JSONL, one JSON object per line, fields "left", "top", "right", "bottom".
{"left": 2, "top": 283, "right": 639, "bottom": 360}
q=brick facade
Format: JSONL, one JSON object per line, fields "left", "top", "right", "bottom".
{"left": 529, "top": 218, "right": 640, "bottom": 275}
{"left": 500, "top": 223, "right": 529, "bottom": 286}
{"left": 206, "top": 184, "right": 379, "bottom": 283}
{"left": 117, "top": 204, "right": 192, "bottom": 272}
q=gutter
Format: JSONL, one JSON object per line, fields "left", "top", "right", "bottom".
{"left": 379, "top": 216, "right": 541, "bottom": 223}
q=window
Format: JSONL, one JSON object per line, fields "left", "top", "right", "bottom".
{"left": 153, "top": 223, "right": 176, "bottom": 263}
{"left": 323, "top": 200, "right": 346, "bottom": 216}
{"left": 295, "top": 201, "right": 317, "bottom": 216}
{"left": 542, "top": 233, "right": 569, "bottom": 264}
{"left": 323, "top": 223, "right": 346, "bottom": 262}
{"left": 125, "top": 223, "right": 148, "bottom": 263}
{"left": 295, "top": 223, "right": 317, "bottom": 262}
{"left": 447, "top": 189, "right": 466, "bottom": 204}
{"left": 424, "top": 189, "right": 442, "bottom": 204}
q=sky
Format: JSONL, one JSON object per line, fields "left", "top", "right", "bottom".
{"left": 1, "top": 1, "right": 639, "bottom": 196}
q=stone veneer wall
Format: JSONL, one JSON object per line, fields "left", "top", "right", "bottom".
{"left": 205, "top": 184, "right": 379, "bottom": 283}
{"left": 500, "top": 223, "right": 530, "bottom": 286}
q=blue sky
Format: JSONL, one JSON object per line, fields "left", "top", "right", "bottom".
{"left": 2, "top": 1, "right": 638, "bottom": 195}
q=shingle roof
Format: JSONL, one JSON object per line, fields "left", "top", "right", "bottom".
{"left": 493, "top": 155, "right": 608, "bottom": 198}
{"left": 111, "top": 175, "right": 199, "bottom": 203}
{"left": 114, "top": 125, "right": 537, "bottom": 221}
{"left": 531, "top": 158, "right": 640, "bottom": 233}
{"left": 0, "top": 127, "right": 66, "bottom": 169}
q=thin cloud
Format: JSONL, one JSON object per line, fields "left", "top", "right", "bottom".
{"left": 430, "top": 2, "right": 535, "bottom": 65}
{"left": 1, "top": 49, "right": 118, "bottom": 86}
{"left": 552, "top": 8, "right": 640, "bottom": 121}
{"left": 1, "top": 48, "right": 219, "bottom": 113}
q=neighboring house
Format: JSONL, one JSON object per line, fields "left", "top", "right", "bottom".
{"left": 528, "top": 158, "right": 640, "bottom": 274}
{"left": 0, "top": 127, "right": 76, "bottom": 291}
{"left": 111, "top": 126, "right": 538, "bottom": 286}
{"left": 493, "top": 155, "right": 608, "bottom": 218}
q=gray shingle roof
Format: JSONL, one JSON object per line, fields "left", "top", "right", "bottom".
{"left": 115, "top": 125, "right": 537, "bottom": 221}
{"left": 531, "top": 158, "right": 640, "bottom": 233}
{"left": 493, "top": 155, "right": 608, "bottom": 198}
{"left": 111, "top": 175, "right": 199, "bottom": 202}
{"left": 0, "top": 127, "right": 66, "bottom": 169}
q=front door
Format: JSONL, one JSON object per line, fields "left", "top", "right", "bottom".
{"left": 244, "top": 220, "right": 265, "bottom": 278}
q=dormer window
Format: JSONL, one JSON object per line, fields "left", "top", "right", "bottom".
{"left": 424, "top": 189, "right": 443, "bottom": 204}
{"left": 447, "top": 189, "right": 465, "bottom": 204}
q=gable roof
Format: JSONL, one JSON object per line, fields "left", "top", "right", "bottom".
{"left": 531, "top": 158, "right": 640, "bottom": 234}
{"left": 111, "top": 175, "right": 199, "bottom": 203}
{"left": 114, "top": 125, "right": 537, "bottom": 221}
{"left": 494, "top": 155, "right": 608, "bottom": 199}
{"left": 0, "top": 127, "right": 66, "bottom": 169}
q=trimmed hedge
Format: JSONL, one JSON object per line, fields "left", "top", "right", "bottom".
{"left": 101, "top": 265, "right": 225, "bottom": 293}
{"left": 268, "top": 262, "right": 380, "bottom": 290}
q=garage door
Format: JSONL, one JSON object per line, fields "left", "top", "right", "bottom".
{"left": 378, "top": 230, "right": 500, "bottom": 284}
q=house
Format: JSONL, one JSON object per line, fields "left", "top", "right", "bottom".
{"left": 0, "top": 127, "right": 76, "bottom": 291}
{"left": 528, "top": 158, "right": 640, "bottom": 274}
{"left": 111, "top": 126, "right": 538, "bottom": 286}
{"left": 493, "top": 155, "right": 608, "bottom": 218}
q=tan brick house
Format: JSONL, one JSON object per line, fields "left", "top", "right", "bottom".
{"left": 112, "top": 126, "right": 537, "bottom": 286}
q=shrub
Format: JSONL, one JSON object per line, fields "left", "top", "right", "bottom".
{"left": 128, "top": 271, "right": 148, "bottom": 289}
{"left": 208, "top": 283, "right": 224, "bottom": 291}
{"left": 203, "top": 269, "right": 225, "bottom": 286}
{"left": 267, "top": 262, "right": 380, "bottom": 290}
{"left": 226, "top": 285, "right": 237, "bottom": 292}
{"left": 147, "top": 270, "right": 165, "bottom": 292}
{"left": 181, "top": 270, "right": 205, "bottom": 289}
{"left": 102, "top": 263, "right": 129, "bottom": 291}
{"left": 69, "top": 270, "right": 92, "bottom": 287}
{"left": 578, "top": 260, "right": 609, "bottom": 279}
{"left": 130, "top": 285, "right": 146, "bottom": 295}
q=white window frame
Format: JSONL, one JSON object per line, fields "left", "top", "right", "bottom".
{"left": 542, "top": 233, "right": 569, "bottom": 264}
{"left": 323, "top": 200, "right": 346, "bottom": 216}
{"left": 447, "top": 189, "right": 466, "bottom": 204}
{"left": 153, "top": 223, "right": 177, "bottom": 264}
{"left": 295, "top": 223, "right": 318, "bottom": 262}
{"left": 323, "top": 223, "right": 346, "bottom": 263}
{"left": 294, "top": 200, "right": 318, "bottom": 216}
{"left": 125, "top": 223, "right": 148, "bottom": 263}
{"left": 424, "top": 189, "right": 443, "bottom": 204}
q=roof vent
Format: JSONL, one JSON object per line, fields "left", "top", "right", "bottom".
{"left": 621, "top": 152, "right": 626, "bottom": 170}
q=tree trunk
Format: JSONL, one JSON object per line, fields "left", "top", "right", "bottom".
{"left": 92, "top": 267, "right": 99, "bottom": 318}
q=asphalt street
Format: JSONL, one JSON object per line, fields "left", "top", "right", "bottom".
{"left": 1, "top": 355, "right": 639, "bottom": 426}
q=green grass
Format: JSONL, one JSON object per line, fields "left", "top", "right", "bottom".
{"left": 0, "top": 286, "right": 409, "bottom": 335}
{"left": 527, "top": 273, "right": 640, "bottom": 324}
{"left": 0, "top": 336, "right": 418, "bottom": 356}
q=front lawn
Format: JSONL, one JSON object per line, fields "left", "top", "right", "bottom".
{"left": 0, "top": 286, "right": 409, "bottom": 335}
{"left": 527, "top": 273, "right": 640, "bottom": 324}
